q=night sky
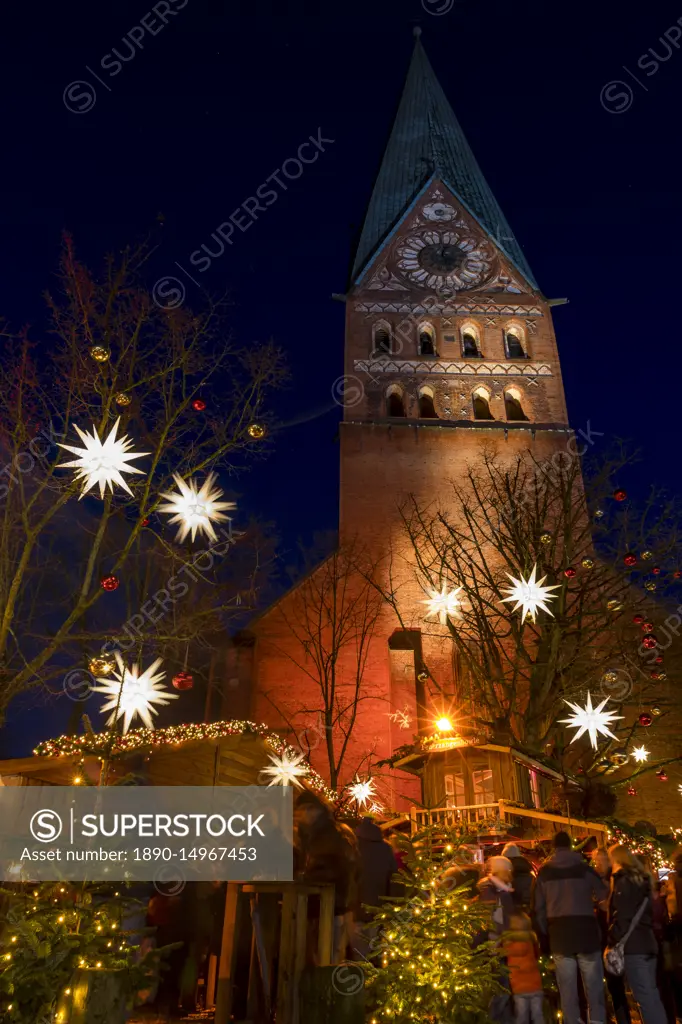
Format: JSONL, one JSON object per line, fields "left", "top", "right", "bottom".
{"left": 2, "top": 0, "right": 681, "bottom": 753}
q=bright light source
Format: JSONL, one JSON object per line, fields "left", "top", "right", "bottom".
{"left": 436, "top": 717, "right": 453, "bottom": 732}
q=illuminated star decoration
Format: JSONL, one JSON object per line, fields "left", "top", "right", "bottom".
{"left": 92, "top": 654, "right": 177, "bottom": 734}
{"left": 58, "top": 418, "right": 150, "bottom": 498}
{"left": 387, "top": 706, "right": 411, "bottom": 730}
{"left": 500, "top": 564, "right": 560, "bottom": 623}
{"left": 348, "top": 776, "right": 376, "bottom": 809}
{"left": 632, "top": 745, "right": 650, "bottom": 764}
{"left": 261, "top": 750, "right": 307, "bottom": 788}
{"left": 422, "top": 582, "right": 464, "bottom": 625}
{"left": 559, "top": 692, "right": 624, "bottom": 750}
{"left": 158, "top": 472, "right": 235, "bottom": 543}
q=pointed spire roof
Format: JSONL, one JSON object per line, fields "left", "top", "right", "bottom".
{"left": 351, "top": 32, "right": 538, "bottom": 290}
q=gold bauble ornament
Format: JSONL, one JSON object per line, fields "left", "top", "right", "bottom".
{"left": 602, "top": 669, "right": 619, "bottom": 684}
{"left": 645, "top": 581, "right": 657, "bottom": 592}
{"left": 581, "top": 557, "right": 595, "bottom": 569}
{"left": 540, "top": 532, "right": 552, "bottom": 544}
{"left": 641, "top": 550, "right": 653, "bottom": 560}
{"left": 114, "top": 393, "right": 131, "bottom": 407}
{"left": 607, "top": 599, "right": 624, "bottom": 611}
{"left": 594, "top": 509, "right": 604, "bottom": 519}
{"left": 248, "top": 423, "right": 266, "bottom": 440}
{"left": 651, "top": 706, "right": 662, "bottom": 716}
{"left": 89, "top": 346, "right": 110, "bottom": 363}
{"left": 89, "top": 656, "right": 115, "bottom": 676}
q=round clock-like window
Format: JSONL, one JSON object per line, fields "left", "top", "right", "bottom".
{"left": 397, "top": 231, "right": 493, "bottom": 290}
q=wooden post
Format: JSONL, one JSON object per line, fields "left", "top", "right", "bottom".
{"left": 318, "top": 885, "right": 335, "bottom": 966}
{"left": 292, "top": 891, "right": 308, "bottom": 1024}
{"left": 276, "top": 888, "right": 298, "bottom": 1024}
{"left": 214, "top": 882, "right": 241, "bottom": 1024}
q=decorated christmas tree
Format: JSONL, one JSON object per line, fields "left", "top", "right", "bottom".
{"left": 0, "top": 880, "right": 172, "bottom": 1023}
{"left": 364, "top": 828, "right": 500, "bottom": 1024}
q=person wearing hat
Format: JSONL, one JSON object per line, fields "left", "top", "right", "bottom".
{"left": 477, "top": 856, "right": 516, "bottom": 1024}
{"left": 502, "top": 843, "right": 534, "bottom": 910}
{"left": 478, "top": 855, "right": 516, "bottom": 937}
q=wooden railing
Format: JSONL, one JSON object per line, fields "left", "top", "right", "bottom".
{"left": 410, "top": 800, "right": 609, "bottom": 839}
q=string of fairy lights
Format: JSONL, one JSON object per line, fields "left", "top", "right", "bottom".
{"left": 34, "top": 719, "right": 339, "bottom": 803}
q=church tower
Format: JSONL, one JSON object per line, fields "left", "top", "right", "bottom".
{"left": 244, "top": 32, "right": 574, "bottom": 808}
{"left": 340, "top": 30, "right": 570, "bottom": 548}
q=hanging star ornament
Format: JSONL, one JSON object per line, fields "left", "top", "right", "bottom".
{"left": 91, "top": 654, "right": 177, "bottom": 734}
{"left": 422, "top": 582, "right": 464, "bottom": 625}
{"left": 261, "top": 750, "right": 307, "bottom": 788}
{"left": 58, "top": 418, "right": 150, "bottom": 498}
{"left": 158, "top": 472, "right": 235, "bottom": 543}
{"left": 500, "top": 563, "right": 561, "bottom": 623}
{"left": 559, "top": 692, "right": 624, "bottom": 750}
{"left": 348, "top": 776, "right": 376, "bottom": 809}
{"left": 632, "top": 745, "right": 650, "bottom": 764}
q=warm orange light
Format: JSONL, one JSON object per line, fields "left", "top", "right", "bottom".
{"left": 435, "top": 717, "right": 453, "bottom": 732}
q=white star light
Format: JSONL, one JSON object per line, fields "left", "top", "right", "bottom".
{"left": 91, "top": 654, "right": 177, "bottom": 734}
{"left": 261, "top": 750, "right": 307, "bottom": 788}
{"left": 58, "top": 419, "right": 150, "bottom": 498}
{"left": 560, "top": 692, "right": 624, "bottom": 750}
{"left": 632, "top": 745, "right": 650, "bottom": 764}
{"left": 501, "top": 564, "right": 560, "bottom": 623}
{"left": 422, "top": 583, "right": 464, "bottom": 625}
{"left": 158, "top": 472, "right": 235, "bottom": 543}
{"left": 349, "top": 776, "right": 376, "bottom": 808}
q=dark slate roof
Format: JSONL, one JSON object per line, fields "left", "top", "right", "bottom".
{"left": 351, "top": 37, "right": 538, "bottom": 291}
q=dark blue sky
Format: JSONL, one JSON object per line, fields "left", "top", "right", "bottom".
{"left": 2, "top": 0, "right": 681, "bottom": 753}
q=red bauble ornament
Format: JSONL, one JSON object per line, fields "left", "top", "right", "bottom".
{"left": 633, "top": 614, "right": 644, "bottom": 624}
{"left": 623, "top": 554, "right": 637, "bottom": 567}
{"left": 642, "top": 621, "right": 654, "bottom": 633}
{"left": 655, "top": 655, "right": 663, "bottom": 664}
{"left": 192, "top": 399, "right": 206, "bottom": 411}
{"left": 627, "top": 786, "right": 637, "bottom": 796}
{"left": 638, "top": 712, "right": 653, "bottom": 727}
{"left": 141, "top": 517, "right": 150, "bottom": 527}
{"left": 172, "top": 671, "right": 194, "bottom": 691}
{"left": 653, "top": 567, "right": 661, "bottom": 575}
{"left": 564, "top": 567, "right": 577, "bottom": 579}
{"left": 674, "top": 571, "right": 681, "bottom": 579}
{"left": 642, "top": 635, "right": 658, "bottom": 650}
{"left": 100, "top": 575, "right": 119, "bottom": 592}
{"left": 613, "top": 489, "right": 627, "bottom": 502}
{"left": 651, "top": 671, "right": 661, "bottom": 680}
{"left": 657, "top": 769, "right": 668, "bottom": 782}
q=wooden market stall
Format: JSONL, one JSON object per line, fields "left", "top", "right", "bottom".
{"left": 0, "top": 721, "right": 340, "bottom": 1024}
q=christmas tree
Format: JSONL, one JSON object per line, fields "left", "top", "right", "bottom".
{"left": 0, "top": 880, "right": 172, "bottom": 1023}
{"left": 364, "top": 827, "right": 500, "bottom": 1024}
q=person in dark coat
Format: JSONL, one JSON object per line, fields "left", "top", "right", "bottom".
{"left": 608, "top": 844, "right": 667, "bottom": 1024}
{"left": 294, "top": 789, "right": 358, "bottom": 963}
{"left": 502, "top": 843, "right": 534, "bottom": 909}
{"left": 589, "top": 847, "right": 631, "bottom": 1024}
{"left": 531, "top": 831, "right": 607, "bottom": 1024}
{"left": 350, "top": 817, "right": 397, "bottom": 959}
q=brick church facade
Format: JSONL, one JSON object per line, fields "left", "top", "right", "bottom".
{"left": 222, "top": 34, "right": 675, "bottom": 827}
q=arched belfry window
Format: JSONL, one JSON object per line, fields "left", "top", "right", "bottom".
{"left": 373, "top": 321, "right": 392, "bottom": 356}
{"left": 418, "top": 387, "right": 437, "bottom": 419}
{"left": 386, "top": 385, "right": 406, "bottom": 417}
{"left": 504, "top": 388, "right": 528, "bottom": 421}
{"left": 505, "top": 327, "right": 526, "bottom": 359}
{"left": 418, "top": 323, "right": 436, "bottom": 357}
{"left": 472, "top": 387, "right": 493, "bottom": 420}
{"left": 461, "top": 326, "right": 481, "bottom": 358}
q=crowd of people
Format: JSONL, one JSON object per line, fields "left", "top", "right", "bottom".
{"left": 292, "top": 790, "right": 682, "bottom": 1024}
{"left": 477, "top": 833, "right": 680, "bottom": 1024}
